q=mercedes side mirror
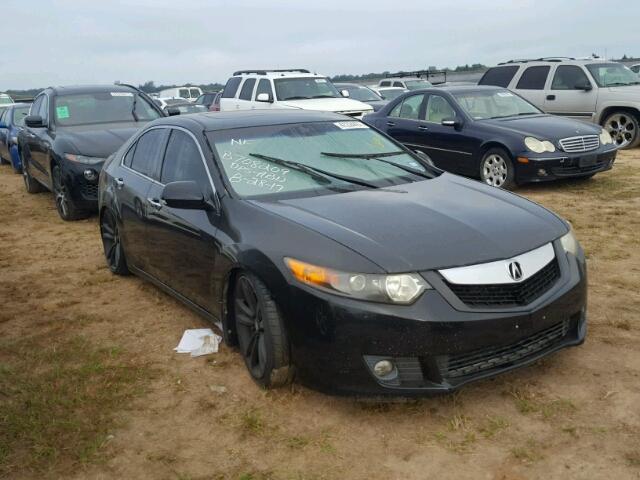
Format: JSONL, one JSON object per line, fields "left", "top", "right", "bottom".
{"left": 25, "top": 115, "right": 45, "bottom": 128}
{"left": 161, "top": 181, "right": 206, "bottom": 209}
{"left": 441, "top": 117, "right": 462, "bottom": 129}
{"left": 256, "top": 93, "right": 273, "bottom": 103}
{"left": 340, "top": 89, "right": 350, "bottom": 98}
{"left": 166, "top": 107, "right": 181, "bottom": 117}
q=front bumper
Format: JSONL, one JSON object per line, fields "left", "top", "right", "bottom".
{"left": 283, "top": 241, "right": 587, "bottom": 396}
{"left": 515, "top": 147, "right": 617, "bottom": 183}
{"left": 60, "top": 159, "right": 104, "bottom": 211}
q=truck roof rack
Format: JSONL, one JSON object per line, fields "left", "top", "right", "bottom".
{"left": 233, "top": 69, "right": 311, "bottom": 76}
{"left": 385, "top": 69, "right": 448, "bottom": 84}
{"left": 498, "top": 57, "right": 576, "bottom": 65}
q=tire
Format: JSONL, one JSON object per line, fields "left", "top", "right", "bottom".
{"left": 21, "top": 155, "right": 45, "bottom": 193}
{"left": 0, "top": 155, "right": 7, "bottom": 165}
{"left": 602, "top": 111, "right": 640, "bottom": 149}
{"left": 479, "top": 148, "right": 516, "bottom": 190}
{"left": 52, "top": 164, "right": 89, "bottom": 221}
{"left": 100, "top": 209, "right": 129, "bottom": 275}
{"left": 233, "top": 273, "right": 292, "bottom": 388}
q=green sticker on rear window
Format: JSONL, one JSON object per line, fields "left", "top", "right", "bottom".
{"left": 56, "top": 106, "right": 70, "bottom": 119}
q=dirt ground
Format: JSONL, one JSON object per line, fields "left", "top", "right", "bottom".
{"left": 1, "top": 151, "right": 639, "bottom": 480}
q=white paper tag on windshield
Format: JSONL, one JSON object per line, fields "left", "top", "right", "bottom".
{"left": 315, "top": 78, "right": 328, "bottom": 83}
{"left": 111, "top": 92, "right": 134, "bottom": 97}
{"left": 496, "top": 91, "right": 514, "bottom": 97}
{"left": 334, "top": 121, "right": 368, "bottom": 130}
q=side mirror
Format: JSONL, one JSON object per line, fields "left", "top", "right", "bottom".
{"left": 575, "top": 81, "right": 593, "bottom": 91}
{"left": 161, "top": 181, "right": 206, "bottom": 209}
{"left": 25, "top": 115, "right": 45, "bottom": 128}
{"left": 441, "top": 117, "right": 462, "bottom": 129}
{"left": 256, "top": 93, "right": 273, "bottom": 103}
{"left": 166, "top": 107, "right": 181, "bottom": 116}
{"left": 413, "top": 149, "right": 435, "bottom": 167}
{"left": 340, "top": 89, "right": 350, "bottom": 98}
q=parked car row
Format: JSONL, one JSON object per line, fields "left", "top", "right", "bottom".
{"left": 0, "top": 62, "right": 615, "bottom": 396}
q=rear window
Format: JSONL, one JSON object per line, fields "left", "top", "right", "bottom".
{"left": 515, "top": 66, "right": 550, "bottom": 90}
{"left": 479, "top": 66, "right": 519, "bottom": 88}
{"left": 222, "top": 77, "right": 242, "bottom": 98}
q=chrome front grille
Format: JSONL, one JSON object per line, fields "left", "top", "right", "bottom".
{"left": 559, "top": 135, "right": 599, "bottom": 153}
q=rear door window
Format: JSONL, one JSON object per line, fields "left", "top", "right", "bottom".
{"left": 179, "top": 89, "right": 190, "bottom": 98}
{"left": 393, "top": 81, "right": 404, "bottom": 88}
{"left": 479, "top": 66, "right": 519, "bottom": 87}
{"left": 239, "top": 79, "right": 256, "bottom": 101}
{"left": 516, "top": 66, "right": 550, "bottom": 90}
{"left": 189, "top": 88, "right": 200, "bottom": 99}
{"left": 222, "top": 77, "right": 242, "bottom": 98}
{"left": 130, "top": 128, "right": 169, "bottom": 180}
{"left": 379, "top": 81, "right": 391, "bottom": 87}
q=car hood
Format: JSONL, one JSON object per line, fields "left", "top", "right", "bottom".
{"left": 278, "top": 97, "right": 374, "bottom": 113}
{"left": 482, "top": 114, "right": 601, "bottom": 140}
{"left": 250, "top": 174, "right": 567, "bottom": 273}
{"left": 56, "top": 122, "right": 142, "bottom": 158}
{"left": 603, "top": 85, "right": 640, "bottom": 100}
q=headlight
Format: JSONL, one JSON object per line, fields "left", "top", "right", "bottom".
{"left": 64, "top": 153, "right": 106, "bottom": 165}
{"left": 525, "top": 137, "right": 556, "bottom": 153}
{"left": 560, "top": 228, "right": 580, "bottom": 256}
{"left": 284, "top": 257, "right": 430, "bottom": 304}
{"left": 600, "top": 129, "right": 613, "bottom": 145}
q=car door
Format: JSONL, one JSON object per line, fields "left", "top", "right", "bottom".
{"left": 236, "top": 78, "right": 257, "bottom": 110}
{"left": 382, "top": 93, "right": 427, "bottom": 146}
{"left": 419, "top": 93, "right": 476, "bottom": 175}
{"left": 24, "top": 94, "right": 53, "bottom": 186}
{"left": 512, "top": 65, "right": 551, "bottom": 109}
{"left": 0, "top": 109, "right": 9, "bottom": 159}
{"left": 144, "top": 128, "right": 219, "bottom": 311}
{"left": 544, "top": 65, "right": 598, "bottom": 121}
{"left": 117, "top": 127, "right": 170, "bottom": 271}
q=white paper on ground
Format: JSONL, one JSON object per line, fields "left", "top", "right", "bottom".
{"left": 174, "top": 329, "right": 222, "bottom": 356}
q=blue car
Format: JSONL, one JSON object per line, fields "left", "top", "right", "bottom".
{"left": 363, "top": 86, "right": 618, "bottom": 189}
{"left": 0, "top": 103, "right": 31, "bottom": 173}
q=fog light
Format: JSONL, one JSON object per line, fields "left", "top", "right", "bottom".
{"left": 83, "top": 169, "right": 97, "bottom": 181}
{"left": 537, "top": 168, "right": 547, "bottom": 177}
{"left": 373, "top": 360, "right": 395, "bottom": 378}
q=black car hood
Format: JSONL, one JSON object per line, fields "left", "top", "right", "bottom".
{"left": 56, "top": 122, "right": 142, "bottom": 158}
{"left": 250, "top": 174, "right": 567, "bottom": 273}
{"left": 482, "top": 114, "right": 601, "bottom": 140}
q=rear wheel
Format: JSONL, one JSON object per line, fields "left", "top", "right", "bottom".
{"left": 603, "top": 111, "right": 640, "bottom": 149}
{"left": 22, "top": 155, "right": 45, "bottom": 193}
{"left": 100, "top": 209, "right": 129, "bottom": 275}
{"left": 479, "top": 148, "right": 516, "bottom": 189}
{"left": 52, "top": 165, "right": 88, "bottom": 221}
{"left": 233, "top": 273, "right": 292, "bottom": 388}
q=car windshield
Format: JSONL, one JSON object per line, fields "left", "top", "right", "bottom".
{"left": 344, "top": 86, "right": 381, "bottom": 102}
{"left": 585, "top": 63, "right": 640, "bottom": 87}
{"left": 13, "top": 106, "right": 30, "bottom": 126}
{"left": 405, "top": 80, "right": 432, "bottom": 90}
{"left": 274, "top": 78, "right": 341, "bottom": 101}
{"left": 207, "top": 121, "right": 434, "bottom": 199}
{"left": 453, "top": 89, "right": 541, "bottom": 120}
{"left": 53, "top": 92, "right": 161, "bottom": 127}
{"left": 379, "top": 89, "right": 405, "bottom": 100}
{"left": 0, "top": 96, "right": 13, "bottom": 105}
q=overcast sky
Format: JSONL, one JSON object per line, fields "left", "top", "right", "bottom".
{"left": 2, "top": 0, "right": 638, "bottom": 90}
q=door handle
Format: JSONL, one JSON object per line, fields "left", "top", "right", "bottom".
{"left": 114, "top": 178, "right": 124, "bottom": 189}
{"left": 418, "top": 125, "right": 429, "bottom": 131}
{"left": 546, "top": 95, "right": 556, "bottom": 101}
{"left": 386, "top": 121, "right": 396, "bottom": 127}
{"left": 147, "top": 198, "right": 163, "bottom": 210}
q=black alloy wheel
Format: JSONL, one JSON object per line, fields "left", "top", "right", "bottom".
{"left": 52, "top": 165, "right": 87, "bottom": 220}
{"left": 233, "top": 273, "right": 291, "bottom": 388}
{"left": 100, "top": 209, "right": 129, "bottom": 275}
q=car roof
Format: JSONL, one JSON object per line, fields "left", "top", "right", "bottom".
{"left": 231, "top": 69, "right": 325, "bottom": 80}
{"left": 48, "top": 84, "right": 139, "bottom": 96}
{"left": 149, "top": 109, "right": 351, "bottom": 131}
{"left": 495, "top": 57, "right": 612, "bottom": 67}
{"left": 333, "top": 83, "right": 369, "bottom": 88}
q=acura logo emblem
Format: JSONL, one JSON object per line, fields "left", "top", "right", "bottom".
{"left": 508, "top": 261, "right": 523, "bottom": 281}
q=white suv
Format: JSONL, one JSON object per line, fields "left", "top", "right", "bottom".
{"left": 219, "top": 69, "right": 373, "bottom": 118}
{"left": 479, "top": 58, "right": 640, "bottom": 148}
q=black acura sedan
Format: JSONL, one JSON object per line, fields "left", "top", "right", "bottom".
{"left": 99, "top": 110, "right": 587, "bottom": 396}
{"left": 19, "top": 84, "right": 164, "bottom": 220}
{"left": 364, "top": 86, "right": 618, "bottom": 189}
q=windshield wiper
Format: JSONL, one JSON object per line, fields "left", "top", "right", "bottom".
{"left": 321, "top": 151, "right": 431, "bottom": 179}
{"left": 281, "top": 96, "right": 311, "bottom": 100}
{"left": 310, "top": 95, "right": 337, "bottom": 99}
{"left": 248, "top": 153, "right": 377, "bottom": 189}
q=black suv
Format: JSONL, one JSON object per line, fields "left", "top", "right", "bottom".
{"left": 19, "top": 84, "right": 163, "bottom": 220}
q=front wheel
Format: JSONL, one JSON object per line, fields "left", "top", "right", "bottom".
{"left": 479, "top": 148, "right": 516, "bottom": 189}
{"left": 602, "top": 111, "right": 640, "bottom": 149}
{"left": 52, "top": 165, "right": 88, "bottom": 221}
{"left": 233, "top": 273, "right": 292, "bottom": 389}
